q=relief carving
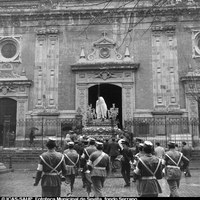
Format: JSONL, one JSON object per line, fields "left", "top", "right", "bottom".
{"left": 0, "top": 85, "right": 16, "bottom": 95}
{"left": 95, "top": 71, "right": 117, "bottom": 80}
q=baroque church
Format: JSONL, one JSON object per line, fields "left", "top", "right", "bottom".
{"left": 0, "top": 0, "right": 200, "bottom": 147}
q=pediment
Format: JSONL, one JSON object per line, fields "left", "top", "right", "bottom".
{"left": 93, "top": 33, "right": 116, "bottom": 48}
{"left": 73, "top": 32, "right": 139, "bottom": 69}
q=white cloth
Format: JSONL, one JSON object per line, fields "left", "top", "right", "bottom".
{"left": 96, "top": 96, "right": 107, "bottom": 119}
{"left": 118, "top": 139, "right": 124, "bottom": 150}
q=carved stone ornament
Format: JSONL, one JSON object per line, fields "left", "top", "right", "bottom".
{"left": 79, "top": 32, "right": 123, "bottom": 63}
{"left": 95, "top": 71, "right": 117, "bottom": 80}
{"left": 0, "top": 85, "right": 16, "bottom": 95}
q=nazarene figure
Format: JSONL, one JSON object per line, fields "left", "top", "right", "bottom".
{"left": 96, "top": 96, "right": 107, "bottom": 120}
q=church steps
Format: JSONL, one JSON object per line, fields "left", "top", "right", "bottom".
{"left": 1, "top": 148, "right": 200, "bottom": 163}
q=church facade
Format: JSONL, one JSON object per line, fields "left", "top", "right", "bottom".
{"left": 0, "top": 0, "right": 200, "bottom": 147}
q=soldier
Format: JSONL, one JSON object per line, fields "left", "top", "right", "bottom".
{"left": 163, "top": 141, "right": 189, "bottom": 197}
{"left": 81, "top": 138, "right": 97, "bottom": 197}
{"left": 132, "top": 143, "right": 144, "bottom": 182}
{"left": 63, "top": 141, "right": 79, "bottom": 197}
{"left": 87, "top": 141, "right": 110, "bottom": 197}
{"left": 133, "top": 141, "right": 163, "bottom": 197}
{"left": 79, "top": 139, "right": 88, "bottom": 188}
{"left": 33, "top": 137, "right": 66, "bottom": 197}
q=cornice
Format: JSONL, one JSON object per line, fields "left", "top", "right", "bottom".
{"left": 71, "top": 62, "right": 140, "bottom": 72}
{"left": 0, "top": 0, "right": 200, "bottom": 21}
{"left": 0, "top": 80, "right": 32, "bottom": 86}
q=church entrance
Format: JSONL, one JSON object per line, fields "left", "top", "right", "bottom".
{"left": 0, "top": 98, "right": 17, "bottom": 147}
{"left": 88, "top": 83, "right": 122, "bottom": 128}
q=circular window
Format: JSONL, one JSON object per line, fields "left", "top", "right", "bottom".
{"left": 1, "top": 42, "right": 17, "bottom": 58}
{"left": 0, "top": 38, "right": 19, "bottom": 62}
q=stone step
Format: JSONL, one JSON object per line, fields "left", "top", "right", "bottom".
{"left": 1, "top": 148, "right": 200, "bottom": 163}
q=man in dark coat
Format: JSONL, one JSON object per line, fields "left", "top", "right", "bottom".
{"left": 181, "top": 141, "right": 192, "bottom": 177}
{"left": 34, "top": 137, "right": 66, "bottom": 197}
{"left": 88, "top": 141, "right": 110, "bottom": 197}
{"left": 103, "top": 138, "right": 110, "bottom": 154}
{"left": 63, "top": 141, "right": 79, "bottom": 197}
{"left": 29, "top": 129, "right": 36, "bottom": 147}
{"left": 133, "top": 141, "right": 163, "bottom": 197}
{"left": 118, "top": 139, "right": 134, "bottom": 187}
{"left": 108, "top": 138, "right": 120, "bottom": 172}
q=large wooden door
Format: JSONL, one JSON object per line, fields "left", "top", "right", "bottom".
{"left": 0, "top": 98, "right": 17, "bottom": 147}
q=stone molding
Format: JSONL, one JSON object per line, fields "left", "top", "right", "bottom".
{"left": 0, "top": 1, "right": 199, "bottom": 26}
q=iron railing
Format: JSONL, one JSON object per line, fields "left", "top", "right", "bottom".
{"left": 1, "top": 117, "right": 82, "bottom": 149}
{"left": 124, "top": 117, "right": 200, "bottom": 148}
{"left": 1, "top": 116, "right": 200, "bottom": 149}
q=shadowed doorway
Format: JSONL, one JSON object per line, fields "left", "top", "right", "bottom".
{"left": 88, "top": 83, "right": 122, "bottom": 128}
{"left": 0, "top": 98, "right": 17, "bottom": 147}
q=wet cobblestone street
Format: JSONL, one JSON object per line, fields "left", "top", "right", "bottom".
{"left": 0, "top": 170, "right": 200, "bottom": 197}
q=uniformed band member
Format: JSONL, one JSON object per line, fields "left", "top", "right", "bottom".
{"left": 132, "top": 143, "right": 144, "bottom": 182}
{"left": 87, "top": 141, "right": 110, "bottom": 197}
{"left": 133, "top": 141, "right": 163, "bottom": 197}
{"left": 81, "top": 138, "right": 97, "bottom": 197}
{"left": 79, "top": 139, "right": 88, "bottom": 188}
{"left": 34, "top": 137, "right": 66, "bottom": 197}
{"left": 163, "top": 141, "right": 189, "bottom": 197}
{"left": 63, "top": 141, "right": 79, "bottom": 197}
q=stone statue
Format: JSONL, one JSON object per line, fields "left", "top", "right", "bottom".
{"left": 96, "top": 96, "right": 107, "bottom": 120}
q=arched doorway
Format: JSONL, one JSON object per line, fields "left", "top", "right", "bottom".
{"left": 88, "top": 83, "right": 122, "bottom": 128}
{"left": 0, "top": 98, "right": 17, "bottom": 147}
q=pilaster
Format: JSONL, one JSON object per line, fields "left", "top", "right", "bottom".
{"left": 33, "top": 27, "right": 59, "bottom": 113}
{"left": 152, "top": 25, "right": 180, "bottom": 112}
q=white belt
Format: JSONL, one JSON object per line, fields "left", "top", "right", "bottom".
{"left": 94, "top": 167, "right": 106, "bottom": 170}
{"left": 66, "top": 165, "right": 75, "bottom": 167}
{"left": 167, "top": 165, "right": 180, "bottom": 169}
{"left": 141, "top": 176, "right": 156, "bottom": 180}
{"left": 43, "top": 172, "right": 58, "bottom": 176}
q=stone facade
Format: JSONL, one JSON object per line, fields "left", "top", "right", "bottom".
{"left": 0, "top": 0, "right": 200, "bottom": 145}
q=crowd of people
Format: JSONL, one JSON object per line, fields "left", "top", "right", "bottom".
{"left": 33, "top": 134, "right": 192, "bottom": 197}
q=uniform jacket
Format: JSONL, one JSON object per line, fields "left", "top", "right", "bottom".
{"left": 88, "top": 150, "right": 110, "bottom": 177}
{"left": 80, "top": 145, "right": 97, "bottom": 171}
{"left": 82, "top": 145, "right": 97, "bottom": 160}
{"left": 35, "top": 150, "right": 66, "bottom": 187}
{"left": 63, "top": 149, "right": 79, "bottom": 175}
{"left": 134, "top": 154, "right": 163, "bottom": 196}
{"left": 164, "top": 149, "right": 189, "bottom": 169}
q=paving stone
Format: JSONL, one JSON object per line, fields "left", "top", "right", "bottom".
{"left": 0, "top": 170, "right": 200, "bottom": 197}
